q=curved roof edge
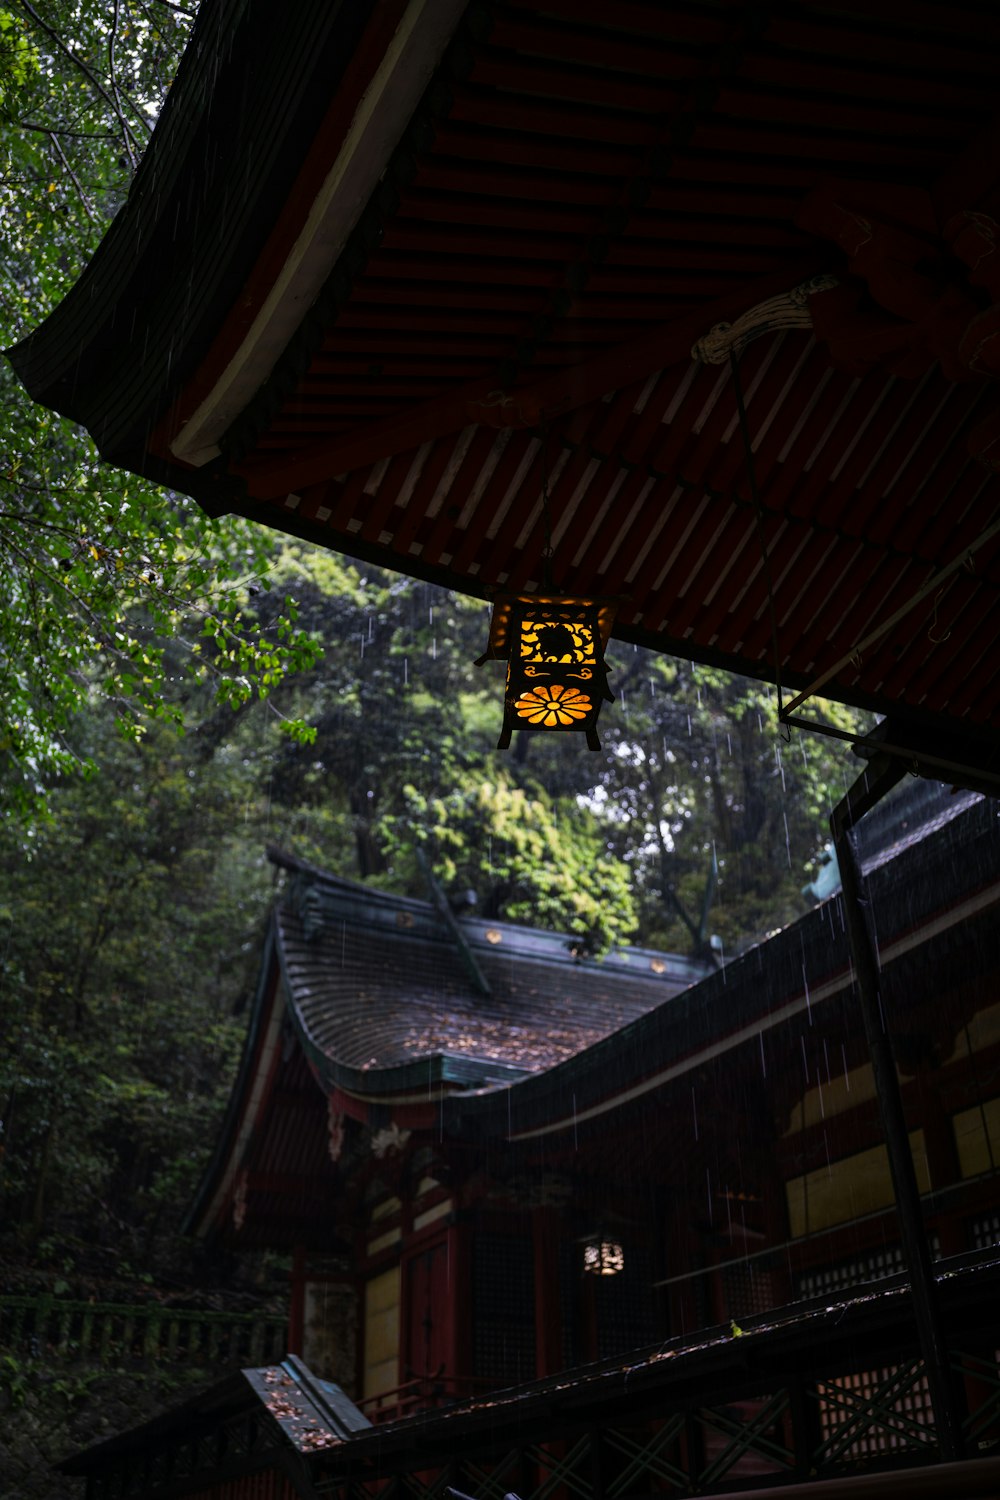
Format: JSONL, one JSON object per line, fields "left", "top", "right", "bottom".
{"left": 446, "top": 796, "right": 1000, "bottom": 1141}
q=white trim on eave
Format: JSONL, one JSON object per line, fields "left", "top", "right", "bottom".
{"left": 170, "top": 0, "right": 468, "bottom": 468}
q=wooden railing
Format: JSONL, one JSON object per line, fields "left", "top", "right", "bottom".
{"left": 0, "top": 1292, "right": 288, "bottom": 1368}
{"left": 357, "top": 1372, "right": 491, "bottom": 1424}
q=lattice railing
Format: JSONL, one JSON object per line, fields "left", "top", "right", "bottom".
{"left": 0, "top": 1291, "right": 287, "bottom": 1368}
{"left": 316, "top": 1346, "right": 1000, "bottom": 1500}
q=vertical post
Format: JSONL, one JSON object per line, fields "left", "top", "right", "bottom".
{"left": 289, "top": 1244, "right": 306, "bottom": 1356}
{"left": 831, "top": 756, "right": 963, "bottom": 1461}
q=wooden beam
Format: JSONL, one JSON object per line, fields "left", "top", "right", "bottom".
{"left": 236, "top": 261, "right": 823, "bottom": 497}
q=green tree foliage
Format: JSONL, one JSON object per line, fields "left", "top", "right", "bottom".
{"left": 0, "top": 706, "right": 266, "bottom": 1252}
{"left": 0, "top": 1, "right": 319, "bottom": 829}
{"left": 227, "top": 548, "right": 859, "bottom": 956}
{"left": 565, "top": 652, "right": 864, "bottom": 955}
{"left": 0, "top": 540, "right": 862, "bottom": 1254}
{"left": 237, "top": 550, "right": 639, "bottom": 951}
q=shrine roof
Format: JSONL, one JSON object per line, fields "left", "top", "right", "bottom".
{"left": 451, "top": 791, "right": 1000, "bottom": 1143}
{"left": 270, "top": 848, "right": 707, "bottom": 1095}
{"left": 9, "top": 0, "right": 1000, "bottom": 770}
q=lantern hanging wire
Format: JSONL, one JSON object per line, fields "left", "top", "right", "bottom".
{"left": 729, "top": 348, "right": 787, "bottom": 737}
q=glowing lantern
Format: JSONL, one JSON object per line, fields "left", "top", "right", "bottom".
{"left": 583, "top": 1235, "right": 625, "bottom": 1277}
{"left": 475, "top": 595, "right": 617, "bottom": 750}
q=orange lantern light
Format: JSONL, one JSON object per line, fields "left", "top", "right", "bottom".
{"left": 475, "top": 595, "right": 617, "bottom": 751}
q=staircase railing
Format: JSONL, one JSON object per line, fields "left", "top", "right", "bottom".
{"left": 0, "top": 1292, "right": 287, "bottom": 1368}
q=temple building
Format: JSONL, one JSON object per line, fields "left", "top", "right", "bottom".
{"left": 61, "top": 787, "right": 1000, "bottom": 1496}
{"left": 10, "top": 0, "right": 1000, "bottom": 1494}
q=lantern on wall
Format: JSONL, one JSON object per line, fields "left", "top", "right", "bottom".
{"left": 475, "top": 595, "right": 617, "bottom": 751}
{"left": 582, "top": 1233, "right": 625, "bottom": 1277}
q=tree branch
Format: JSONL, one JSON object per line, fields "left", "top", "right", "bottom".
{"left": 108, "top": 0, "right": 139, "bottom": 171}
{"left": 17, "top": 0, "right": 147, "bottom": 161}
{"left": 48, "top": 128, "right": 97, "bottom": 221}
{"left": 146, "top": 0, "right": 196, "bottom": 16}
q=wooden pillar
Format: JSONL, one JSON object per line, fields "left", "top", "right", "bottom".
{"left": 832, "top": 756, "right": 964, "bottom": 1462}
{"left": 288, "top": 1244, "right": 306, "bottom": 1356}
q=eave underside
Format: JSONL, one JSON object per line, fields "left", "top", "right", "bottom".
{"left": 11, "top": 0, "right": 1000, "bottom": 744}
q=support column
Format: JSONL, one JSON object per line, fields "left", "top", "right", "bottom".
{"left": 831, "top": 756, "right": 963, "bottom": 1462}
{"left": 288, "top": 1244, "right": 306, "bottom": 1356}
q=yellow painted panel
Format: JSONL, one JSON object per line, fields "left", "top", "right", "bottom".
{"left": 786, "top": 1130, "right": 930, "bottom": 1238}
{"left": 782, "top": 1062, "right": 877, "bottom": 1136}
{"left": 367, "top": 1226, "right": 402, "bottom": 1255}
{"left": 370, "top": 1194, "right": 402, "bottom": 1222}
{"left": 953, "top": 1098, "right": 1000, "bottom": 1179}
{"left": 363, "top": 1265, "right": 400, "bottom": 1399}
{"left": 943, "top": 1003, "right": 1000, "bottom": 1066}
{"left": 413, "top": 1198, "right": 453, "bottom": 1231}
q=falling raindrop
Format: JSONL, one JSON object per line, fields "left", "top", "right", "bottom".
{"left": 691, "top": 1087, "right": 699, "bottom": 1141}
{"left": 782, "top": 811, "right": 792, "bottom": 868}
{"left": 686, "top": 714, "right": 692, "bottom": 736}
{"left": 802, "top": 962, "right": 812, "bottom": 1024}
{"left": 841, "top": 1042, "right": 851, "bottom": 1090}
{"left": 759, "top": 1030, "right": 766, "bottom": 1076}
{"left": 403, "top": 656, "right": 409, "bottom": 686}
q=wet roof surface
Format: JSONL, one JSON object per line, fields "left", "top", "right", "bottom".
{"left": 273, "top": 855, "right": 705, "bottom": 1084}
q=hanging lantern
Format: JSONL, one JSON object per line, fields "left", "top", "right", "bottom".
{"left": 583, "top": 1234, "right": 625, "bottom": 1277}
{"left": 475, "top": 594, "right": 617, "bottom": 751}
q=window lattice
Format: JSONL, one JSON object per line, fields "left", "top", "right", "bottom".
{"left": 970, "top": 1211, "right": 1000, "bottom": 1250}
{"left": 796, "top": 1235, "right": 940, "bottom": 1301}
{"left": 723, "top": 1258, "right": 779, "bottom": 1319}
{"left": 797, "top": 1246, "right": 905, "bottom": 1300}
{"left": 816, "top": 1364, "right": 934, "bottom": 1460}
{"left": 472, "top": 1233, "right": 535, "bottom": 1388}
{"left": 596, "top": 1246, "right": 655, "bottom": 1360}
